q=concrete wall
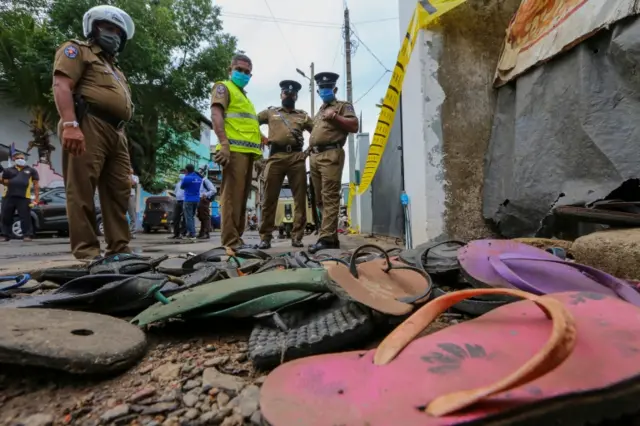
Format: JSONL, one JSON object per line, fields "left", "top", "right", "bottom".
{"left": 398, "top": 0, "right": 520, "bottom": 243}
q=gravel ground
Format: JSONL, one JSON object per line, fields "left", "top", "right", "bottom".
{"left": 0, "top": 306, "right": 462, "bottom": 426}
{"left": 0, "top": 318, "right": 265, "bottom": 426}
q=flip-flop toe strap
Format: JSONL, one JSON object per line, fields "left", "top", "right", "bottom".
{"left": 373, "top": 288, "right": 577, "bottom": 417}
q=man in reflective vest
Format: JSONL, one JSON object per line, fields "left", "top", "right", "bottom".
{"left": 211, "top": 54, "right": 264, "bottom": 248}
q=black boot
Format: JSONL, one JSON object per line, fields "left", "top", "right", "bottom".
{"left": 291, "top": 239, "right": 303, "bottom": 248}
{"left": 308, "top": 238, "right": 339, "bottom": 254}
{"left": 256, "top": 240, "right": 272, "bottom": 250}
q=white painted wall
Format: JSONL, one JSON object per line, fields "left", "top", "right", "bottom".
{"left": 398, "top": 0, "right": 447, "bottom": 244}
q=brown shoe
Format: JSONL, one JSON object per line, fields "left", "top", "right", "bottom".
{"left": 23, "top": 237, "right": 32, "bottom": 242}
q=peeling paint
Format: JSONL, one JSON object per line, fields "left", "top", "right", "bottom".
{"left": 421, "top": 31, "right": 447, "bottom": 239}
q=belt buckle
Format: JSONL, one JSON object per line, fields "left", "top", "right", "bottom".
{"left": 286, "top": 145, "right": 292, "bottom": 153}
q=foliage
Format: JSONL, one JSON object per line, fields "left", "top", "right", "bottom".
{"left": 0, "top": 7, "right": 63, "bottom": 135}
{"left": 0, "top": 0, "right": 236, "bottom": 189}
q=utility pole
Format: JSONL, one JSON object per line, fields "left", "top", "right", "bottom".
{"left": 310, "top": 62, "right": 315, "bottom": 117}
{"left": 344, "top": 8, "right": 355, "bottom": 186}
{"left": 296, "top": 62, "right": 315, "bottom": 117}
{"left": 344, "top": 7, "right": 358, "bottom": 231}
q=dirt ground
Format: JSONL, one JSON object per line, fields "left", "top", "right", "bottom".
{"left": 0, "top": 233, "right": 413, "bottom": 426}
{"left": 0, "top": 311, "right": 460, "bottom": 426}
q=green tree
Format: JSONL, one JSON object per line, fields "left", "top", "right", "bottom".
{"left": 0, "top": 0, "right": 236, "bottom": 190}
{"left": 0, "top": 5, "right": 64, "bottom": 156}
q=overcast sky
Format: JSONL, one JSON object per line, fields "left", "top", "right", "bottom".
{"left": 213, "top": 0, "right": 400, "bottom": 182}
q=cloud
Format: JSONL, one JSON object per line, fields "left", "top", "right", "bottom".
{"left": 214, "top": 0, "right": 400, "bottom": 182}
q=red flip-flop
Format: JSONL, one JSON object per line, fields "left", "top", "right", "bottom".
{"left": 261, "top": 289, "right": 640, "bottom": 425}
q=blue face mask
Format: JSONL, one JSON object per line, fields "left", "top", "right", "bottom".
{"left": 230, "top": 70, "right": 251, "bottom": 88}
{"left": 318, "top": 88, "right": 335, "bottom": 103}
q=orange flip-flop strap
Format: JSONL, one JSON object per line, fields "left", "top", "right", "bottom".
{"left": 373, "top": 288, "right": 577, "bottom": 417}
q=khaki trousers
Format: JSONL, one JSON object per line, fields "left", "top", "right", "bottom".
{"left": 309, "top": 148, "right": 345, "bottom": 241}
{"left": 220, "top": 151, "right": 254, "bottom": 247}
{"left": 61, "top": 115, "right": 131, "bottom": 259}
{"left": 259, "top": 151, "right": 307, "bottom": 241}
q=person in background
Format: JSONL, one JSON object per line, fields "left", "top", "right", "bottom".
{"left": 128, "top": 167, "right": 139, "bottom": 238}
{"left": 211, "top": 53, "right": 264, "bottom": 249}
{"left": 1, "top": 152, "right": 39, "bottom": 242}
{"left": 307, "top": 71, "right": 359, "bottom": 253}
{"left": 169, "top": 168, "right": 186, "bottom": 239}
{"left": 197, "top": 166, "right": 216, "bottom": 240}
{"left": 180, "top": 164, "right": 202, "bottom": 241}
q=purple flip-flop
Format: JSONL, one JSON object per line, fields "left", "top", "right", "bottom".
{"left": 458, "top": 239, "right": 640, "bottom": 307}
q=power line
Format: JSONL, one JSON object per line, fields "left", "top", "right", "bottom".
{"left": 220, "top": 12, "right": 397, "bottom": 28}
{"left": 350, "top": 24, "right": 390, "bottom": 72}
{"left": 261, "top": 0, "right": 298, "bottom": 67}
{"left": 355, "top": 17, "right": 398, "bottom": 25}
{"left": 221, "top": 12, "right": 341, "bottom": 28}
{"left": 331, "top": 32, "right": 343, "bottom": 68}
{"left": 354, "top": 70, "right": 390, "bottom": 104}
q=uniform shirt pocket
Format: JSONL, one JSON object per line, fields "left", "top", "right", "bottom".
{"left": 89, "top": 61, "right": 117, "bottom": 88}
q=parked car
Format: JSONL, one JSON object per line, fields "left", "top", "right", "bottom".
{"left": 0, "top": 187, "right": 103, "bottom": 238}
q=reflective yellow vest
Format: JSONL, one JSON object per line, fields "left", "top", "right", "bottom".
{"left": 215, "top": 80, "right": 262, "bottom": 158}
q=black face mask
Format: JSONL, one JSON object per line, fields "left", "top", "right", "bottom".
{"left": 96, "top": 28, "right": 121, "bottom": 55}
{"left": 282, "top": 97, "right": 295, "bottom": 109}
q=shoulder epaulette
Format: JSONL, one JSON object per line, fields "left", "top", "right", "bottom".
{"left": 69, "top": 39, "right": 90, "bottom": 47}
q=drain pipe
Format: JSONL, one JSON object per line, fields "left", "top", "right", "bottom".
{"left": 401, "top": 191, "right": 412, "bottom": 249}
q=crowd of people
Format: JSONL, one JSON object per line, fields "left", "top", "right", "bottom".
{"left": 2, "top": 3, "right": 359, "bottom": 259}
{"left": 170, "top": 165, "right": 216, "bottom": 241}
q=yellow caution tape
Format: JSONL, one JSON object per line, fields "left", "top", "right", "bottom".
{"left": 349, "top": 0, "right": 469, "bottom": 205}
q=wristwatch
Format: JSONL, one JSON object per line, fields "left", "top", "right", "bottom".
{"left": 62, "top": 121, "right": 79, "bottom": 128}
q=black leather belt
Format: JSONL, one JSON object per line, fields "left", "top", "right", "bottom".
{"left": 269, "top": 143, "right": 303, "bottom": 155}
{"left": 87, "top": 105, "right": 127, "bottom": 130}
{"left": 310, "top": 143, "right": 342, "bottom": 154}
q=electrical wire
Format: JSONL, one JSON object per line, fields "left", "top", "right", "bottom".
{"left": 331, "top": 31, "right": 343, "bottom": 68}
{"left": 261, "top": 0, "right": 298, "bottom": 67}
{"left": 354, "top": 70, "right": 390, "bottom": 104}
{"left": 350, "top": 24, "right": 390, "bottom": 72}
{"left": 355, "top": 17, "right": 399, "bottom": 25}
{"left": 221, "top": 12, "right": 341, "bottom": 28}
{"left": 220, "top": 12, "right": 397, "bottom": 28}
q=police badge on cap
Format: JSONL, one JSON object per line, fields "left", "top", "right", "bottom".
{"left": 279, "top": 80, "right": 302, "bottom": 93}
{"left": 314, "top": 72, "right": 339, "bottom": 88}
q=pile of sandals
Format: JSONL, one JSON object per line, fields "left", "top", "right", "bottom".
{"left": 2, "top": 237, "right": 640, "bottom": 377}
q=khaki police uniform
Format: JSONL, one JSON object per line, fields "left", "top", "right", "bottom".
{"left": 257, "top": 106, "right": 313, "bottom": 243}
{"left": 309, "top": 99, "right": 357, "bottom": 243}
{"left": 211, "top": 81, "right": 262, "bottom": 248}
{"left": 53, "top": 40, "right": 133, "bottom": 259}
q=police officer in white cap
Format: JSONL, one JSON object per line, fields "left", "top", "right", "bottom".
{"left": 52, "top": 5, "right": 136, "bottom": 260}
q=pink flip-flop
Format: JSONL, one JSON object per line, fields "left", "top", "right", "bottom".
{"left": 261, "top": 289, "right": 640, "bottom": 425}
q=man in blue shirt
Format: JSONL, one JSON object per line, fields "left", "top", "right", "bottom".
{"left": 180, "top": 164, "right": 202, "bottom": 240}
{"left": 169, "top": 168, "right": 186, "bottom": 239}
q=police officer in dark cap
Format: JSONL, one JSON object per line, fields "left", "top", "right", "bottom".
{"left": 307, "top": 71, "right": 358, "bottom": 253}
{"left": 255, "top": 79, "right": 314, "bottom": 249}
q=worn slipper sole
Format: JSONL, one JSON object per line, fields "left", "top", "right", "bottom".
{"left": 261, "top": 290, "right": 640, "bottom": 426}
{"left": 0, "top": 308, "right": 147, "bottom": 374}
{"left": 248, "top": 297, "right": 374, "bottom": 370}
{"left": 130, "top": 269, "right": 332, "bottom": 327}
{"left": 326, "top": 244, "right": 433, "bottom": 315}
